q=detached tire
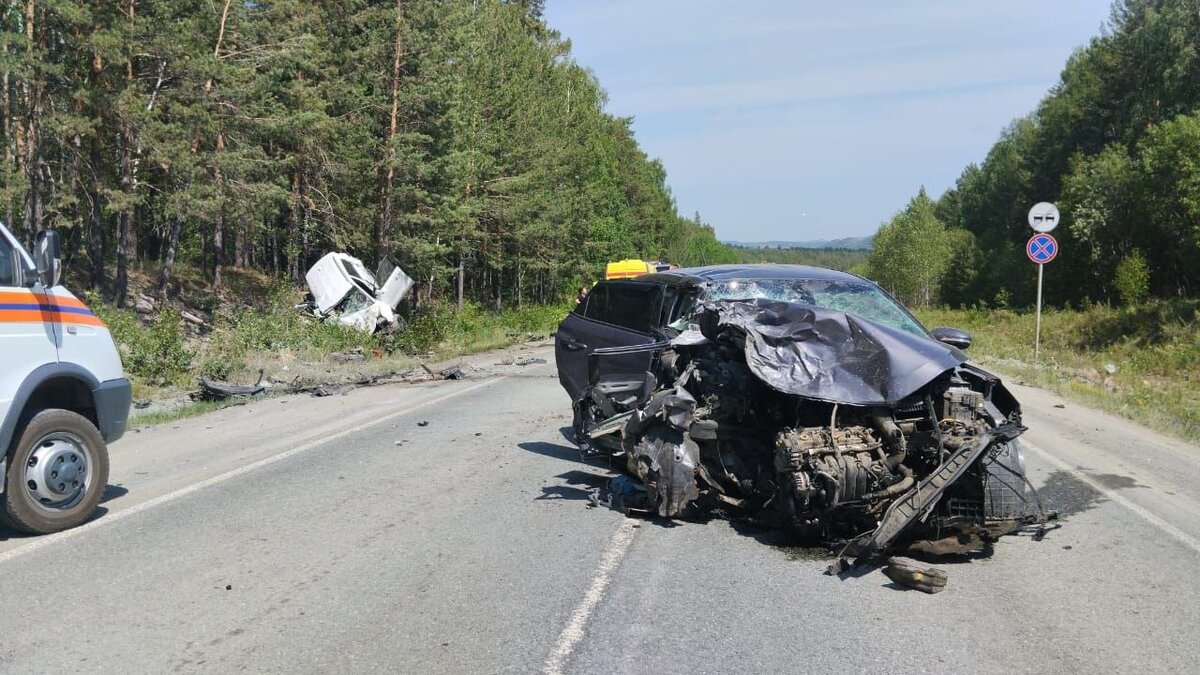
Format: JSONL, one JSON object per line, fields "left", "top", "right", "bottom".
{"left": 2, "top": 409, "right": 109, "bottom": 534}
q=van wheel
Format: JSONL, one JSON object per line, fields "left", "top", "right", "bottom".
{"left": 1, "top": 409, "right": 109, "bottom": 534}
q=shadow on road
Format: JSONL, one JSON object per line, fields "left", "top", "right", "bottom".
{"left": 0, "top": 483, "right": 128, "bottom": 540}
{"left": 535, "top": 470, "right": 612, "bottom": 501}
{"left": 101, "top": 484, "right": 129, "bottom": 504}
{"left": 517, "top": 440, "right": 581, "bottom": 463}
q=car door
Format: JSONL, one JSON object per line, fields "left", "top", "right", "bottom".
{"left": 0, "top": 230, "right": 60, "bottom": 426}
{"left": 554, "top": 281, "right": 664, "bottom": 401}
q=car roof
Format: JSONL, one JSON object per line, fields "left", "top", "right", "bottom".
{"left": 638, "top": 263, "right": 865, "bottom": 286}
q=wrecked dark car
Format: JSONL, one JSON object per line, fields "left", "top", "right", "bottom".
{"left": 555, "top": 265, "right": 1048, "bottom": 562}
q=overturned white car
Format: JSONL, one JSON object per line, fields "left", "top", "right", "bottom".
{"left": 305, "top": 253, "right": 414, "bottom": 332}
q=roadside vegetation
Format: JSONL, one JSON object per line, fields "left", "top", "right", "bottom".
{"left": 2, "top": 0, "right": 729, "bottom": 314}
{"left": 867, "top": 1, "right": 1200, "bottom": 311}
{"left": 860, "top": 1, "right": 1200, "bottom": 442}
{"left": 916, "top": 302, "right": 1200, "bottom": 443}
{"left": 1, "top": 0, "right": 690, "bottom": 408}
{"left": 729, "top": 246, "right": 869, "bottom": 273}
{"left": 90, "top": 266, "right": 567, "bottom": 402}
{"left": 4, "top": 0, "right": 1198, "bottom": 443}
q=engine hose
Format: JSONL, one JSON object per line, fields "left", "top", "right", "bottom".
{"left": 815, "top": 470, "right": 840, "bottom": 509}
{"left": 871, "top": 414, "right": 907, "bottom": 471}
{"left": 863, "top": 464, "right": 914, "bottom": 502}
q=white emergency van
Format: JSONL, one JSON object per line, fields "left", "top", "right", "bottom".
{"left": 0, "top": 224, "right": 130, "bottom": 533}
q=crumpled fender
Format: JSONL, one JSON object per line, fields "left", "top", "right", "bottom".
{"left": 620, "top": 385, "right": 701, "bottom": 518}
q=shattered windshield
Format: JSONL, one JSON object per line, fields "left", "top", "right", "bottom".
{"left": 705, "top": 279, "right": 928, "bottom": 338}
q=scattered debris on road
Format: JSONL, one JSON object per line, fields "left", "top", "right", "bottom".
{"left": 304, "top": 252, "right": 414, "bottom": 333}
{"left": 587, "top": 475, "right": 648, "bottom": 513}
{"left": 883, "top": 557, "right": 948, "bottom": 594}
{"left": 188, "top": 363, "right": 460, "bottom": 402}
{"left": 309, "top": 384, "right": 354, "bottom": 397}
{"left": 193, "top": 370, "right": 267, "bottom": 401}
{"left": 496, "top": 356, "right": 546, "bottom": 366}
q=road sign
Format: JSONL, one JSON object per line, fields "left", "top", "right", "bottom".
{"left": 1028, "top": 202, "right": 1060, "bottom": 232}
{"left": 1026, "top": 232, "right": 1060, "bottom": 361}
{"left": 1026, "top": 233, "right": 1058, "bottom": 264}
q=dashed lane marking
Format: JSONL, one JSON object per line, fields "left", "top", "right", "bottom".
{"left": 543, "top": 518, "right": 640, "bottom": 675}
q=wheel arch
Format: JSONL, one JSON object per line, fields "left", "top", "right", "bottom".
{"left": 0, "top": 363, "right": 100, "bottom": 455}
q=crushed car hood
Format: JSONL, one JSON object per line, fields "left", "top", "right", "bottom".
{"left": 693, "top": 299, "right": 966, "bottom": 406}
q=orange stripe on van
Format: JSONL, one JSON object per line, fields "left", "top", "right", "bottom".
{"left": 0, "top": 290, "right": 90, "bottom": 309}
{"left": 0, "top": 309, "right": 106, "bottom": 326}
{"left": 0, "top": 290, "right": 105, "bottom": 327}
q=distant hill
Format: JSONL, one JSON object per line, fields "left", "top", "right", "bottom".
{"left": 725, "top": 245, "right": 870, "bottom": 272}
{"left": 725, "top": 236, "right": 873, "bottom": 250}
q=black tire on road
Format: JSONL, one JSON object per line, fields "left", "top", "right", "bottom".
{"left": 1, "top": 409, "right": 110, "bottom": 534}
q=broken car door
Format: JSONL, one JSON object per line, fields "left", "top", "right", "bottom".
{"left": 554, "top": 281, "right": 665, "bottom": 402}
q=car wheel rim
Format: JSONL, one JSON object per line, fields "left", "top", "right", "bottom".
{"left": 24, "top": 432, "right": 92, "bottom": 512}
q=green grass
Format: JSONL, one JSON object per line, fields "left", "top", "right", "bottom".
{"left": 915, "top": 300, "right": 1200, "bottom": 443}
{"left": 130, "top": 400, "right": 238, "bottom": 428}
{"left": 408, "top": 300, "right": 569, "bottom": 358}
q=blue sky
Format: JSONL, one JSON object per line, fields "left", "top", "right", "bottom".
{"left": 543, "top": 1, "right": 1114, "bottom": 242}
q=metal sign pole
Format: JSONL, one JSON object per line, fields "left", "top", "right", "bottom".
{"left": 1027, "top": 203, "right": 1059, "bottom": 363}
{"left": 1035, "top": 262, "right": 1043, "bottom": 361}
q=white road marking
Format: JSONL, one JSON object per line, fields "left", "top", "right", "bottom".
{"left": 0, "top": 378, "right": 505, "bottom": 566}
{"left": 543, "top": 518, "right": 640, "bottom": 675}
{"left": 1022, "top": 439, "right": 1200, "bottom": 555}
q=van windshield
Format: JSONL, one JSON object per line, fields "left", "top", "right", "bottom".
{"left": 705, "top": 278, "right": 928, "bottom": 338}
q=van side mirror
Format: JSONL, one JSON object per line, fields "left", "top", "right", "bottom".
{"left": 931, "top": 326, "right": 972, "bottom": 350}
{"left": 34, "top": 229, "right": 61, "bottom": 288}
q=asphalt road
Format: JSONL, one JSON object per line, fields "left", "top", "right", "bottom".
{"left": 0, "top": 345, "right": 1197, "bottom": 674}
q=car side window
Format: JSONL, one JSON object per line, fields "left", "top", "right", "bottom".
{"left": 583, "top": 281, "right": 663, "bottom": 333}
{"left": 673, "top": 289, "right": 701, "bottom": 323}
{"left": 658, "top": 286, "right": 679, "bottom": 328}
{"left": 0, "top": 236, "right": 16, "bottom": 287}
{"left": 581, "top": 284, "right": 608, "bottom": 321}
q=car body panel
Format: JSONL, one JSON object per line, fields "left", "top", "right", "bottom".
{"left": 555, "top": 281, "right": 664, "bottom": 401}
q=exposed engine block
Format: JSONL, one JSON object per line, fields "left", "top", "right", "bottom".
{"left": 774, "top": 426, "right": 895, "bottom": 509}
